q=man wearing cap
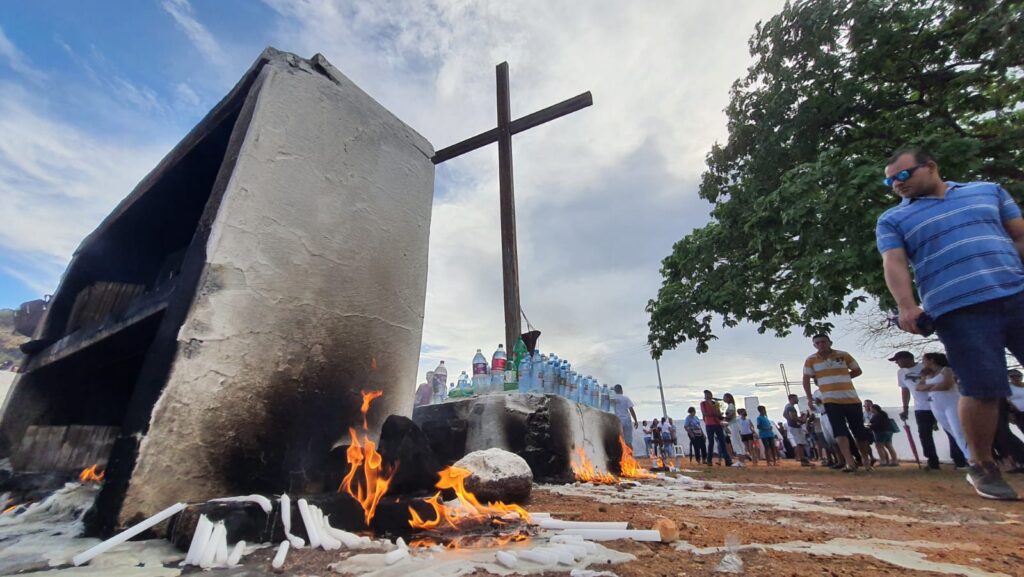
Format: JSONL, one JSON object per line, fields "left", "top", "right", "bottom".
{"left": 878, "top": 146, "right": 1024, "bottom": 499}
{"left": 891, "top": 351, "right": 968, "bottom": 470}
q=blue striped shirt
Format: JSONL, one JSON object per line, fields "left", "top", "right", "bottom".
{"left": 876, "top": 181, "right": 1024, "bottom": 319}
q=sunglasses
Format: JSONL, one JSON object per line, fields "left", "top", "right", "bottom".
{"left": 883, "top": 164, "right": 927, "bottom": 187}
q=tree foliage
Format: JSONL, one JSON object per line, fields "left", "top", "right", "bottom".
{"left": 647, "top": 0, "right": 1024, "bottom": 356}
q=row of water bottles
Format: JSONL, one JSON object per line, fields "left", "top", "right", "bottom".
{"left": 438, "top": 344, "right": 614, "bottom": 413}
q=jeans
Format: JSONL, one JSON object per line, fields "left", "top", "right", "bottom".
{"left": 620, "top": 417, "right": 634, "bottom": 448}
{"left": 689, "top": 436, "right": 707, "bottom": 463}
{"left": 705, "top": 424, "right": 732, "bottom": 465}
{"left": 933, "top": 289, "right": 1024, "bottom": 399}
{"left": 916, "top": 409, "right": 967, "bottom": 468}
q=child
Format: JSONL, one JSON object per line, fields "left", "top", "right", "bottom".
{"left": 738, "top": 408, "right": 758, "bottom": 466}
{"left": 868, "top": 404, "right": 899, "bottom": 466}
{"left": 756, "top": 406, "right": 778, "bottom": 465}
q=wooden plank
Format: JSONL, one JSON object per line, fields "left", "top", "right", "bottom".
{"left": 496, "top": 62, "right": 522, "bottom": 354}
{"left": 431, "top": 91, "right": 593, "bottom": 164}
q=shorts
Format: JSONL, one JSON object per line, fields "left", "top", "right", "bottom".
{"left": 787, "top": 426, "right": 807, "bottom": 446}
{"left": 741, "top": 433, "right": 754, "bottom": 442}
{"left": 759, "top": 434, "right": 775, "bottom": 441}
{"left": 934, "top": 289, "right": 1024, "bottom": 399}
{"left": 823, "top": 402, "right": 873, "bottom": 442}
{"left": 873, "top": 431, "right": 893, "bottom": 443}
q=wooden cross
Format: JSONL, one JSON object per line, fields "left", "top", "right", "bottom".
{"left": 432, "top": 62, "right": 592, "bottom": 353}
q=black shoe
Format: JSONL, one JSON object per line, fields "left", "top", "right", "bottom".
{"left": 927, "top": 463, "right": 941, "bottom": 471}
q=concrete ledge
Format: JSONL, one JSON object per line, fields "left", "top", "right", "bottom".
{"left": 412, "top": 393, "right": 623, "bottom": 482}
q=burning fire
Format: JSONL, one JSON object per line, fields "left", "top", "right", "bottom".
{"left": 79, "top": 464, "right": 105, "bottom": 483}
{"left": 338, "top": 391, "right": 395, "bottom": 526}
{"left": 655, "top": 457, "right": 665, "bottom": 468}
{"left": 360, "top": 390, "right": 384, "bottom": 430}
{"left": 618, "top": 435, "right": 656, "bottom": 479}
{"left": 2, "top": 503, "right": 17, "bottom": 514}
{"left": 570, "top": 447, "right": 617, "bottom": 484}
{"left": 408, "top": 466, "right": 531, "bottom": 530}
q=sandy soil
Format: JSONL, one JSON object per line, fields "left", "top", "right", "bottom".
{"left": 526, "top": 458, "right": 1024, "bottom": 576}
{"left": 229, "top": 458, "right": 1023, "bottom": 577}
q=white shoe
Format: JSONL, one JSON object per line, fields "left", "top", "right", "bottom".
{"left": 731, "top": 462, "right": 745, "bottom": 468}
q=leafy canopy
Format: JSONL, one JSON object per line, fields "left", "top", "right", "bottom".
{"left": 647, "top": 0, "right": 1024, "bottom": 356}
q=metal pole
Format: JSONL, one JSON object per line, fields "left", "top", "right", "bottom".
{"left": 655, "top": 357, "right": 668, "bottom": 419}
{"left": 779, "top": 363, "right": 792, "bottom": 397}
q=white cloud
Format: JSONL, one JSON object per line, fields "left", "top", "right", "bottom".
{"left": 0, "top": 24, "right": 46, "bottom": 83}
{"left": 161, "top": 0, "right": 226, "bottom": 65}
{"left": 0, "top": 83, "right": 169, "bottom": 280}
{"left": 174, "top": 81, "right": 202, "bottom": 109}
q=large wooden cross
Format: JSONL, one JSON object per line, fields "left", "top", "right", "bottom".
{"left": 432, "top": 62, "right": 592, "bottom": 353}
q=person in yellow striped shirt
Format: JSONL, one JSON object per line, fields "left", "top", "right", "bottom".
{"left": 803, "top": 334, "right": 874, "bottom": 472}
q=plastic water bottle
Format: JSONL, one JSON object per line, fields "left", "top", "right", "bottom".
{"left": 567, "top": 371, "right": 578, "bottom": 402}
{"left": 491, "top": 344, "right": 507, "bottom": 375}
{"left": 542, "top": 356, "right": 556, "bottom": 393}
{"left": 472, "top": 349, "right": 488, "bottom": 395}
{"left": 517, "top": 351, "right": 531, "bottom": 392}
{"left": 490, "top": 371, "right": 503, "bottom": 394}
{"left": 508, "top": 339, "right": 528, "bottom": 391}
{"left": 579, "top": 376, "right": 590, "bottom": 406}
{"left": 600, "top": 383, "right": 611, "bottom": 411}
{"left": 432, "top": 361, "right": 448, "bottom": 404}
{"left": 455, "top": 371, "right": 470, "bottom": 398}
{"left": 558, "top": 361, "right": 570, "bottom": 397}
{"left": 531, "top": 351, "right": 545, "bottom": 392}
{"left": 590, "top": 377, "right": 600, "bottom": 407}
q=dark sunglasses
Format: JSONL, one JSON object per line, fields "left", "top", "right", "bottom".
{"left": 883, "top": 164, "right": 927, "bottom": 187}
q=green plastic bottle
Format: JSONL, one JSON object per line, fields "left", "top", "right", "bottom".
{"left": 507, "top": 338, "right": 528, "bottom": 391}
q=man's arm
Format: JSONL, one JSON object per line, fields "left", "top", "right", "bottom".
{"left": 882, "top": 248, "right": 923, "bottom": 334}
{"left": 1004, "top": 217, "right": 1024, "bottom": 261}
{"left": 628, "top": 406, "right": 638, "bottom": 428}
{"left": 850, "top": 367, "right": 863, "bottom": 379}
{"left": 802, "top": 375, "right": 813, "bottom": 408}
{"left": 900, "top": 387, "right": 911, "bottom": 420}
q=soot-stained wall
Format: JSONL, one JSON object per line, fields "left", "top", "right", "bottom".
{"left": 118, "top": 52, "right": 434, "bottom": 523}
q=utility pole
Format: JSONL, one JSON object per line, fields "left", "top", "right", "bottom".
{"left": 655, "top": 358, "right": 668, "bottom": 419}
{"left": 779, "top": 363, "right": 792, "bottom": 397}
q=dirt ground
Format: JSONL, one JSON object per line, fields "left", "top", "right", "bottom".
{"left": 232, "top": 458, "right": 1023, "bottom": 577}
{"left": 524, "top": 457, "right": 1024, "bottom": 576}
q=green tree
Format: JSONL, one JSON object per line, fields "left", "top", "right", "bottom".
{"left": 647, "top": 0, "right": 1024, "bottom": 356}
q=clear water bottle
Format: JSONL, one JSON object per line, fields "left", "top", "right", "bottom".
{"left": 599, "top": 383, "right": 611, "bottom": 411}
{"left": 517, "top": 351, "right": 531, "bottom": 392}
{"left": 542, "top": 356, "right": 556, "bottom": 393}
{"left": 567, "top": 370, "right": 578, "bottom": 402}
{"left": 531, "top": 351, "right": 545, "bottom": 392}
{"left": 455, "top": 370, "right": 470, "bottom": 398}
{"left": 579, "top": 376, "right": 590, "bottom": 406}
{"left": 472, "top": 349, "right": 488, "bottom": 395}
{"left": 432, "top": 361, "right": 448, "bottom": 404}
{"left": 490, "top": 371, "right": 503, "bottom": 394}
{"left": 590, "top": 377, "right": 600, "bottom": 407}
{"left": 558, "top": 361, "right": 570, "bottom": 397}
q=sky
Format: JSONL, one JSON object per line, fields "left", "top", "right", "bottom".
{"left": 0, "top": 0, "right": 922, "bottom": 420}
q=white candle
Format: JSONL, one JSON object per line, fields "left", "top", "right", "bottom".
{"left": 384, "top": 547, "right": 409, "bottom": 565}
{"left": 199, "top": 522, "right": 226, "bottom": 568}
{"left": 272, "top": 541, "right": 290, "bottom": 569}
{"left": 297, "top": 499, "right": 322, "bottom": 549}
{"left": 183, "top": 515, "right": 213, "bottom": 566}
{"left": 517, "top": 549, "right": 558, "bottom": 565}
{"left": 280, "top": 494, "right": 305, "bottom": 549}
{"left": 227, "top": 540, "right": 246, "bottom": 566}
{"left": 537, "top": 519, "right": 628, "bottom": 530}
{"left": 72, "top": 502, "right": 186, "bottom": 566}
{"left": 559, "top": 529, "right": 661, "bottom": 542}
{"left": 209, "top": 495, "right": 273, "bottom": 513}
{"left": 496, "top": 551, "right": 518, "bottom": 569}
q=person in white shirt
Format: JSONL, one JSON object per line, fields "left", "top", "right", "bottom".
{"left": 612, "top": 384, "right": 638, "bottom": 448}
{"left": 890, "top": 350, "right": 967, "bottom": 469}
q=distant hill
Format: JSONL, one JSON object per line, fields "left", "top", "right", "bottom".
{"left": 0, "top": 309, "right": 28, "bottom": 366}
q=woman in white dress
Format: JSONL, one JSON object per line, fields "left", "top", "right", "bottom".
{"left": 917, "top": 352, "right": 971, "bottom": 462}
{"left": 722, "top": 393, "right": 747, "bottom": 466}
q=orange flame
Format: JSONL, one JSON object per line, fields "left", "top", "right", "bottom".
{"left": 2, "top": 504, "right": 17, "bottom": 514}
{"left": 655, "top": 457, "right": 665, "bottom": 468}
{"left": 338, "top": 390, "right": 394, "bottom": 526}
{"left": 408, "top": 466, "right": 531, "bottom": 530}
{"left": 361, "top": 390, "right": 384, "bottom": 430}
{"left": 79, "top": 464, "right": 105, "bottom": 483}
{"left": 618, "top": 435, "right": 656, "bottom": 479}
{"left": 570, "top": 447, "right": 618, "bottom": 484}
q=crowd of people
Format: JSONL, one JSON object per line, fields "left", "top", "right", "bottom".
{"left": 615, "top": 331, "right": 1024, "bottom": 492}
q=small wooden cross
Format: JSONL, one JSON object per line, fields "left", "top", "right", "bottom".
{"left": 433, "top": 62, "right": 592, "bottom": 352}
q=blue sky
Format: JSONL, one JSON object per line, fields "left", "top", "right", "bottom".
{"left": 0, "top": 1, "right": 921, "bottom": 416}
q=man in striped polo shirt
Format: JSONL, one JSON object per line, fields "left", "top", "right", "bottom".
{"left": 803, "top": 334, "right": 873, "bottom": 472}
{"left": 877, "top": 147, "right": 1024, "bottom": 500}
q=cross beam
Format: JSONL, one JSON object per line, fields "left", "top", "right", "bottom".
{"left": 432, "top": 62, "right": 592, "bottom": 353}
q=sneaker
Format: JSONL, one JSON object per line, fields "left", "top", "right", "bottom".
{"left": 966, "top": 464, "right": 1020, "bottom": 501}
